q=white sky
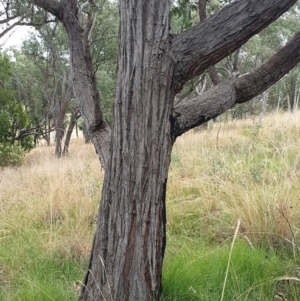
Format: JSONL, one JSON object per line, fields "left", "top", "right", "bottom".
{"left": 0, "top": 26, "right": 32, "bottom": 50}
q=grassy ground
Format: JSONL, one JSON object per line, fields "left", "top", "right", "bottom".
{"left": 1, "top": 112, "right": 300, "bottom": 300}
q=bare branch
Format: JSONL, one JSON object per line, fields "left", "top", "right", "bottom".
{"left": 0, "top": 14, "right": 20, "bottom": 25}
{"left": 32, "top": 0, "right": 63, "bottom": 20}
{"left": 0, "top": 18, "right": 56, "bottom": 38}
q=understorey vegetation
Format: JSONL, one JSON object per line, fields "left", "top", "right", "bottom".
{"left": 1, "top": 111, "right": 300, "bottom": 300}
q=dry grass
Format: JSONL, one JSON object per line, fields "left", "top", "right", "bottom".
{"left": 0, "top": 139, "right": 103, "bottom": 261}
{"left": 1, "top": 111, "right": 300, "bottom": 300}
{"left": 167, "top": 111, "right": 300, "bottom": 247}
{"left": 1, "top": 111, "right": 300, "bottom": 252}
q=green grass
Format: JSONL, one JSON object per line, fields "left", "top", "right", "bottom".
{"left": 162, "top": 239, "right": 300, "bottom": 301}
{"left": 0, "top": 224, "right": 85, "bottom": 301}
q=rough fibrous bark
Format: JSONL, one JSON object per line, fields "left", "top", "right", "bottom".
{"left": 79, "top": 1, "right": 173, "bottom": 300}
{"left": 172, "top": 31, "right": 300, "bottom": 138}
{"left": 79, "top": 0, "right": 300, "bottom": 300}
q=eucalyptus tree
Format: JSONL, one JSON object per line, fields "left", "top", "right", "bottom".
{"left": 10, "top": 49, "right": 53, "bottom": 145}
{"left": 89, "top": 1, "right": 118, "bottom": 126}
{"left": 18, "top": 26, "right": 73, "bottom": 154}
{"left": 32, "top": 0, "right": 111, "bottom": 168}
{"left": 14, "top": 0, "right": 300, "bottom": 300}
{"left": 36, "top": 23, "right": 72, "bottom": 157}
{"left": 2, "top": 0, "right": 117, "bottom": 153}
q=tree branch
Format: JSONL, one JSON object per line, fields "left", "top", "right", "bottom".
{"left": 171, "top": 0, "right": 297, "bottom": 93}
{"left": 171, "top": 31, "right": 300, "bottom": 139}
{"left": 32, "top": 0, "right": 63, "bottom": 20}
{"left": 0, "top": 18, "right": 56, "bottom": 38}
{"left": 0, "top": 14, "right": 20, "bottom": 24}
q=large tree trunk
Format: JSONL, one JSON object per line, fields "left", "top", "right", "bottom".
{"left": 81, "top": 0, "right": 300, "bottom": 300}
{"left": 79, "top": 1, "right": 174, "bottom": 300}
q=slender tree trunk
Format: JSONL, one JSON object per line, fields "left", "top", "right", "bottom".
{"left": 63, "top": 107, "right": 80, "bottom": 155}
{"left": 289, "top": 76, "right": 297, "bottom": 112}
{"left": 82, "top": 121, "right": 91, "bottom": 144}
{"left": 294, "top": 83, "right": 299, "bottom": 112}
{"left": 45, "top": 119, "right": 51, "bottom": 146}
{"left": 79, "top": 1, "right": 174, "bottom": 300}
{"left": 54, "top": 114, "right": 65, "bottom": 158}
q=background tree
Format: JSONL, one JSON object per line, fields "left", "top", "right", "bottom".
{"left": 89, "top": 1, "right": 118, "bottom": 126}
{"left": 0, "top": 52, "right": 33, "bottom": 166}
{"left": 36, "top": 23, "right": 72, "bottom": 157}
{"left": 9, "top": 48, "right": 57, "bottom": 145}
{"left": 2, "top": 0, "right": 118, "bottom": 153}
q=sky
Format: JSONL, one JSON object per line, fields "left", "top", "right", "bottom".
{"left": 0, "top": 26, "right": 32, "bottom": 50}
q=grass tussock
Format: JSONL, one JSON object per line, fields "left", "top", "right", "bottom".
{"left": 1, "top": 111, "right": 300, "bottom": 300}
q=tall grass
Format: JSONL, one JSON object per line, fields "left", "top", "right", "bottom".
{"left": 167, "top": 112, "right": 300, "bottom": 247}
{"left": 162, "top": 240, "right": 292, "bottom": 301}
{"left": 164, "top": 111, "right": 300, "bottom": 300}
{"left": 1, "top": 112, "right": 300, "bottom": 300}
{"left": 0, "top": 141, "right": 103, "bottom": 300}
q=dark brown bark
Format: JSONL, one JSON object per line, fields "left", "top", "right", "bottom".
{"left": 79, "top": 1, "right": 173, "bottom": 300}
{"left": 79, "top": 0, "right": 299, "bottom": 301}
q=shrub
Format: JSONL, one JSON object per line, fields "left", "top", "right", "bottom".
{"left": 0, "top": 143, "right": 25, "bottom": 167}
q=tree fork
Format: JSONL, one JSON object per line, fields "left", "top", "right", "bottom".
{"left": 79, "top": 0, "right": 173, "bottom": 299}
